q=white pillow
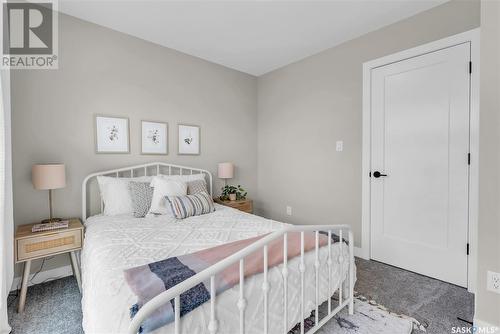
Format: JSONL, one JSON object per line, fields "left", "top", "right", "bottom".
{"left": 97, "top": 176, "right": 152, "bottom": 216}
{"left": 157, "top": 173, "right": 206, "bottom": 183}
{"left": 148, "top": 177, "right": 188, "bottom": 215}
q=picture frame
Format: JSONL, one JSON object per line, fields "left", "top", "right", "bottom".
{"left": 141, "top": 120, "right": 168, "bottom": 155}
{"left": 94, "top": 115, "right": 130, "bottom": 154}
{"left": 178, "top": 124, "right": 200, "bottom": 155}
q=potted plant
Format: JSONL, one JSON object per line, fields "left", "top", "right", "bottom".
{"left": 220, "top": 185, "right": 247, "bottom": 201}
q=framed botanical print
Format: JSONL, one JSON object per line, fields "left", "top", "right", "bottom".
{"left": 95, "top": 115, "right": 130, "bottom": 153}
{"left": 141, "top": 121, "right": 168, "bottom": 155}
{"left": 178, "top": 124, "right": 200, "bottom": 155}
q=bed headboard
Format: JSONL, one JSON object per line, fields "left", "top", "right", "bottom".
{"left": 81, "top": 162, "right": 213, "bottom": 221}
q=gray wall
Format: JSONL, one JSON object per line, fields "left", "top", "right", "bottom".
{"left": 10, "top": 0, "right": 486, "bottom": 285}
{"left": 256, "top": 0, "right": 480, "bottom": 247}
{"left": 477, "top": 0, "right": 500, "bottom": 326}
{"left": 11, "top": 13, "right": 257, "bottom": 275}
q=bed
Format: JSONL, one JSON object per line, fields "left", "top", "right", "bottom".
{"left": 81, "top": 163, "right": 354, "bottom": 334}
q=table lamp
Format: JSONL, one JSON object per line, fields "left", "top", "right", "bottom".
{"left": 32, "top": 164, "right": 66, "bottom": 223}
{"left": 218, "top": 162, "right": 234, "bottom": 187}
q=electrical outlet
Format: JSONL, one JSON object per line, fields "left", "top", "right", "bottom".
{"left": 336, "top": 141, "right": 343, "bottom": 152}
{"left": 286, "top": 206, "right": 292, "bottom": 216}
{"left": 487, "top": 271, "right": 500, "bottom": 294}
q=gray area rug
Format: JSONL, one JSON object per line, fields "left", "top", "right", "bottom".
{"left": 7, "top": 258, "right": 473, "bottom": 334}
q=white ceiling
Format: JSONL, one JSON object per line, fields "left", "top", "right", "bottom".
{"left": 59, "top": 0, "right": 449, "bottom": 76}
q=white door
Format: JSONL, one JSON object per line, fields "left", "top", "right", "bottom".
{"left": 370, "top": 43, "right": 470, "bottom": 287}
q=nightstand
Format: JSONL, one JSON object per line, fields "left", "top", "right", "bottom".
{"left": 14, "top": 218, "right": 84, "bottom": 313}
{"left": 214, "top": 198, "right": 253, "bottom": 214}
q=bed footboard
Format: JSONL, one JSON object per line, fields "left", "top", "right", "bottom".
{"left": 128, "top": 225, "right": 355, "bottom": 334}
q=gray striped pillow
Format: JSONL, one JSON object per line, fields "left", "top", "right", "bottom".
{"left": 165, "top": 192, "right": 215, "bottom": 219}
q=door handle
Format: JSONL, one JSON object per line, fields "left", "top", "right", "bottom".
{"left": 372, "top": 171, "right": 387, "bottom": 178}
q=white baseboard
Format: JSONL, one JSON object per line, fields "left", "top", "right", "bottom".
{"left": 474, "top": 318, "right": 500, "bottom": 333}
{"left": 354, "top": 247, "right": 365, "bottom": 258}
{"left": 354, "top": 247, "right": 370, "bottom": 260}
{"left": 10, "top": 265, "right": 73, "bottom": 292}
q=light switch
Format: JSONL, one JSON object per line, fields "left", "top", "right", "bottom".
{"left": 336, "top": 141, "right": 343, "bottom": 152}
{"left": 286, "top": 206, "right": 292, "bottom": 216}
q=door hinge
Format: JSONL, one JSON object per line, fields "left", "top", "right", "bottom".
{"left": 469, "top": 61, "right": 472, "bottom": 74}
{"left": 466, "top": 243, "right": 470, "bottom": 255}
{"left": 468, "top": 153, "right": 471, "bottom": 165}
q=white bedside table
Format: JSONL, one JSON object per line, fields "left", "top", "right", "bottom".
{"left": 14, "top": 218, "right": 84, "bottom": 312}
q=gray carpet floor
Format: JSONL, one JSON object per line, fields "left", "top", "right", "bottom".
{"left": 7, "top": 258, "right": 473, "bottom": 334}
{"left": 354, "top": 259, "right": 474, "bottom": 333}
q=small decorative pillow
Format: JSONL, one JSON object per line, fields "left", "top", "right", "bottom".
{"left": 129, "top": 182, "right": 154, "bottom": 218}
{"left": 148, "top": 177, "right": 188, "bottom": 215}
{"left": 166, "top": 192, "right": 215, "bottom": 219}
{"left": 187, "top": 179, "right": 208, "bottom": 195}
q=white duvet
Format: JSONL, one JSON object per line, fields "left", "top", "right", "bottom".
{"left": 81, "top": 204, "right": 351, "bottom": 334}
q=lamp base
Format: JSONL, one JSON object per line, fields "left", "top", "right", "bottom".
{"left": 41, "top": 217, "right": 63, "bottom": 224}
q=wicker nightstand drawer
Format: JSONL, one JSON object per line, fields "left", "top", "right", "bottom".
{"left": 214, "top": 198, "right": 253, "bottom": 214}
{"left": 16, "top": 228, "right": 82, "bottom": 262}
{"left": 15, "top": 218, "right": 84, "bottom": 263}
{"left": 229, "top": 201, "right": 252, "bottom": 212}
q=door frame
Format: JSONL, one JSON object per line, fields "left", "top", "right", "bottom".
{"left": 361, "top": 28, "right": 480, "bottom": 293}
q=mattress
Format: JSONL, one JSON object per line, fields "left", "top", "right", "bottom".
{"left": 81, "top": 204, "right": 351, "bottom": 334}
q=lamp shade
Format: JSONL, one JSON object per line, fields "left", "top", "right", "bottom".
{"left": 32, "top": 164, "right": 66, "bottom": 190}
{"left": 218, "top": 162, "right": 234, "bottom": 179}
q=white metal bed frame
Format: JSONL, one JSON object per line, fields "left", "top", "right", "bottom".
{"left": 81, "top": 162, "right": 354, "bottom": 334}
